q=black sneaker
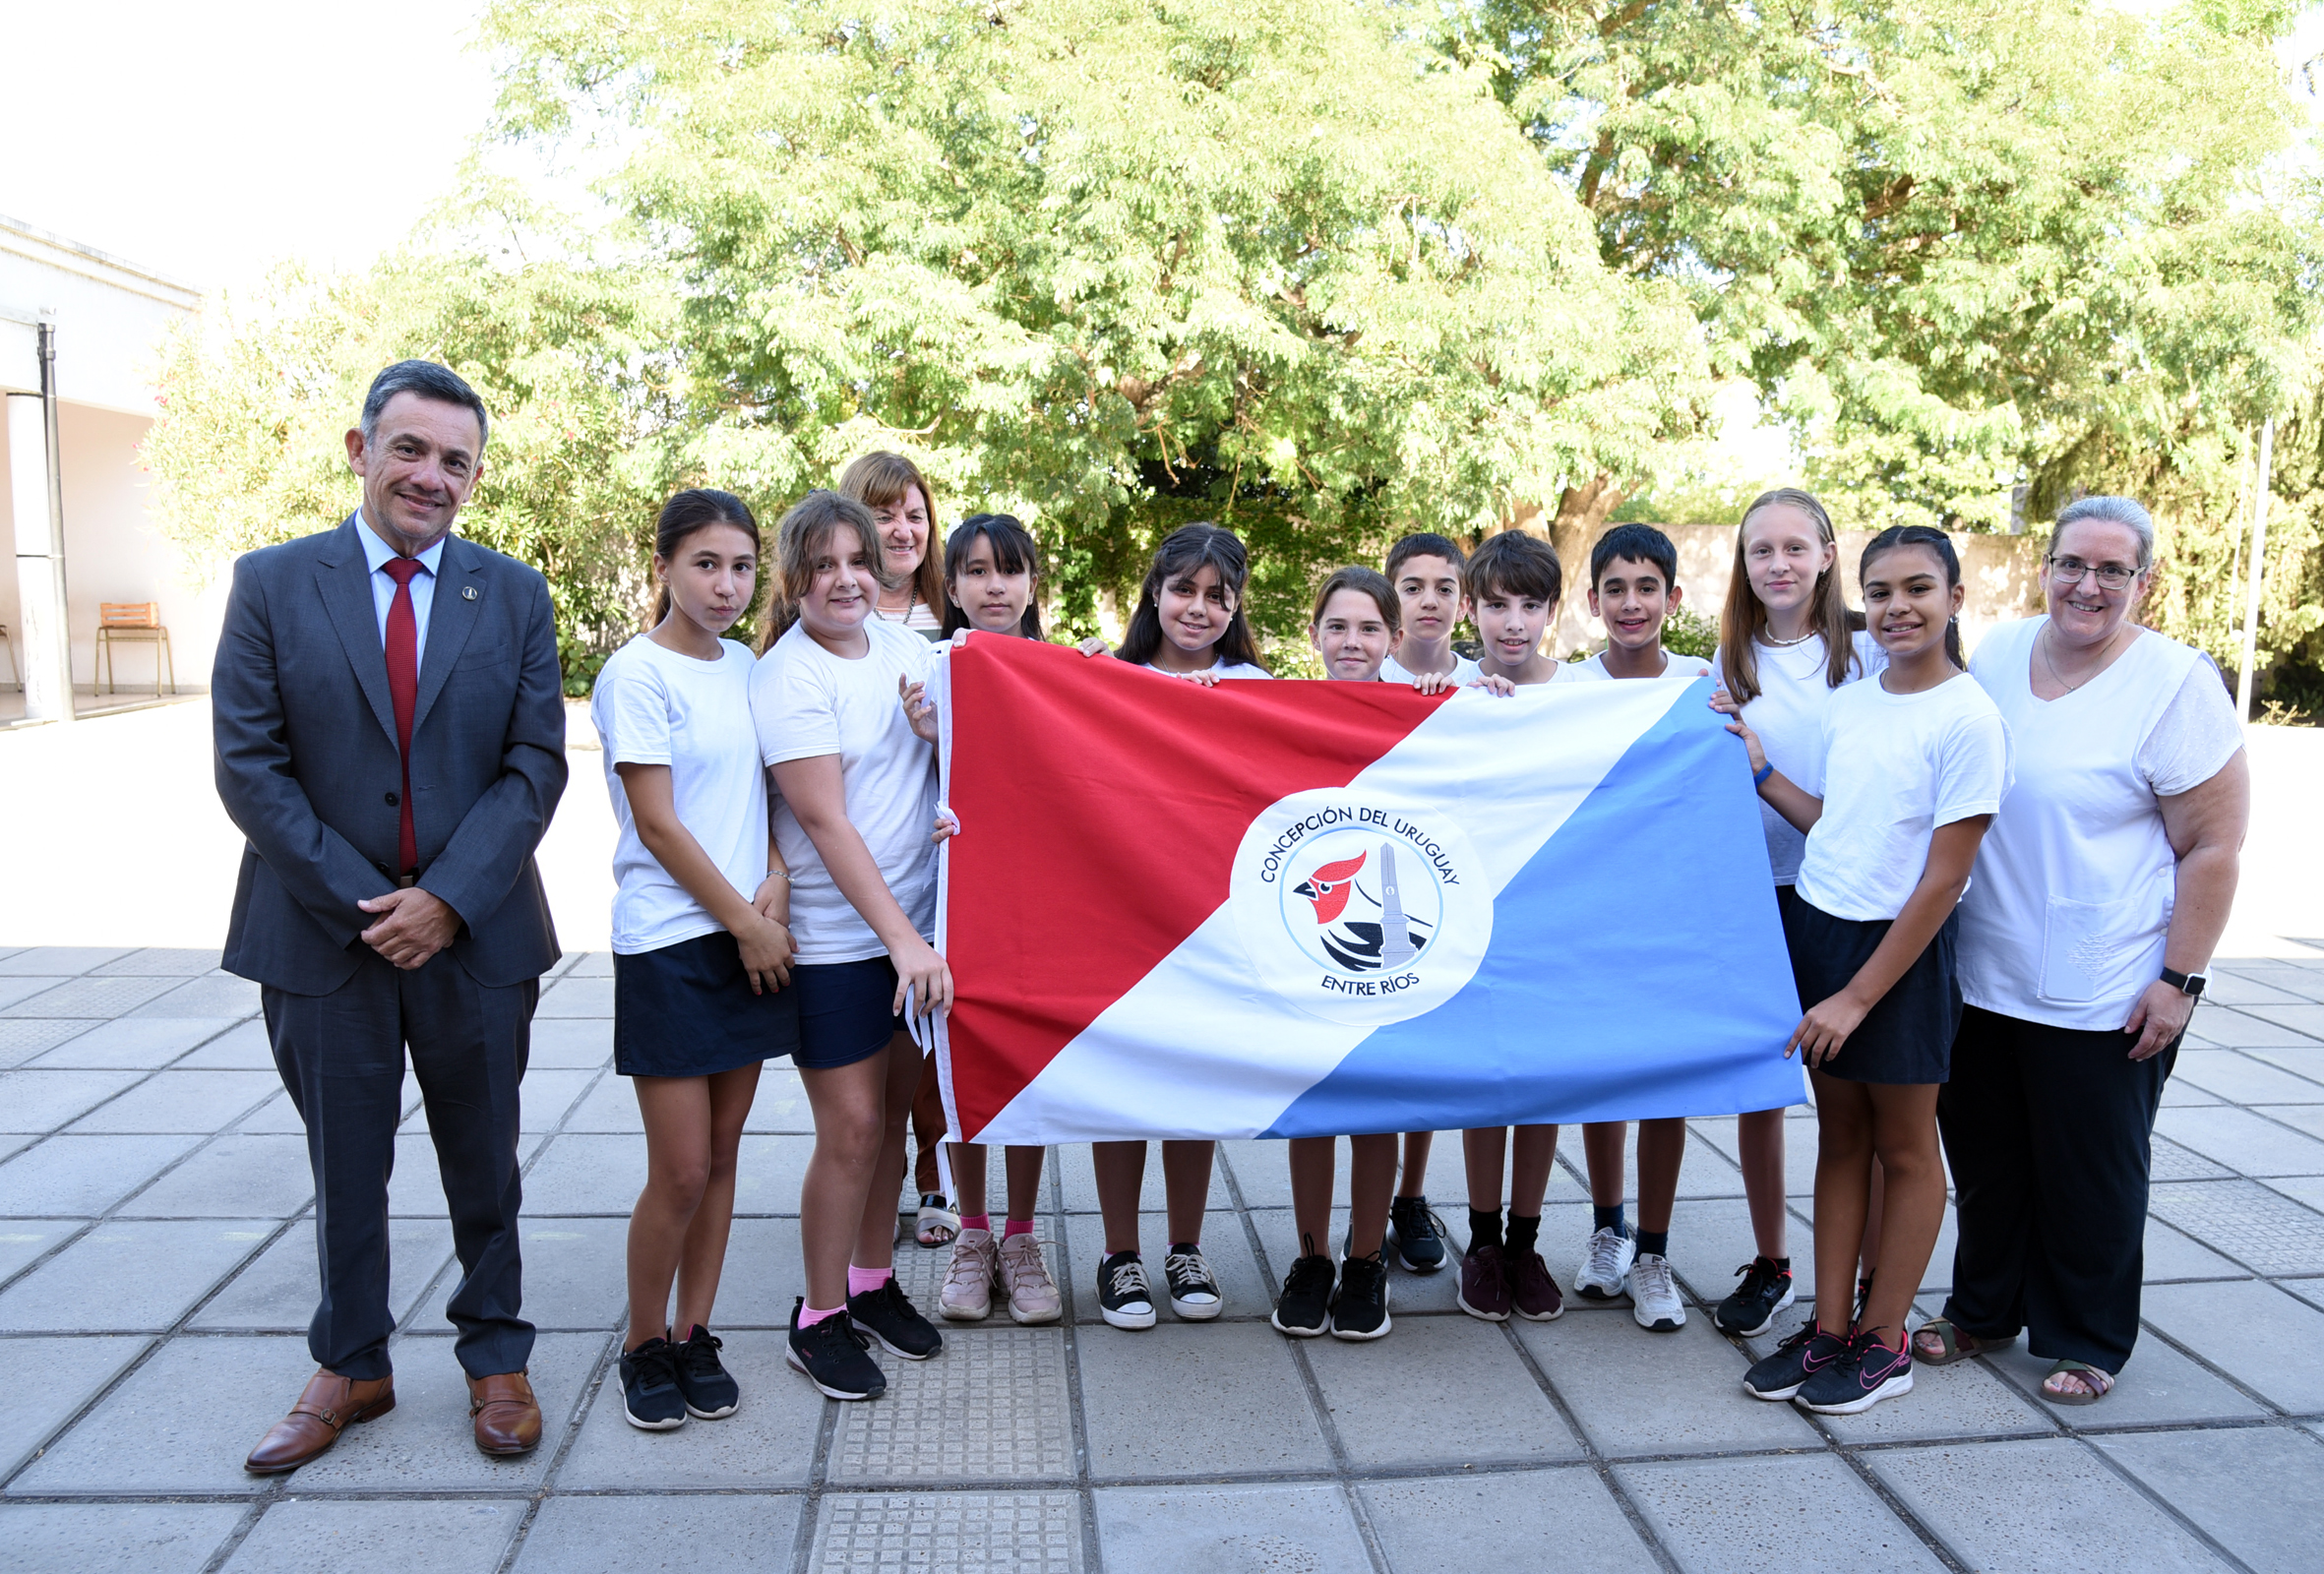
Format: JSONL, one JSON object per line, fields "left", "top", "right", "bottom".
{"left": 619, "top": 1337, "right": 687, "bottom": 1430}
{"left": 1098, "top": 1250, "right": 1157, "bottom": 1330}
{"left": 1799, "top": 1331, "right": 1914, "bottom": 1415}
{"left": 1387, "top": 1195, "right": 1447, "bottom": 1274}
{"left": 1270, "top": 1247, "right": 1335, "bottom": 1338}
{"left": 1742, "top": 1320, "right": 1849, "bottom": 1401}
{"left": 673, "top": 1324, "right": 740, "bottom": 1419}
{"left": 1163, "top": 1241, "right": 1223, "bottom": 1321}
{"left": 846, "top": 1277, "right": 944, "bottom": 1361}
{"left": 1714, "top": 1257, "right": 1798, "bottom": 1338}
{"left": 785, "top": 1300, "right": 886, "bottom": 1401}
{"left": 1329, "top": 1250, "right": 1392, "bottom": 1341}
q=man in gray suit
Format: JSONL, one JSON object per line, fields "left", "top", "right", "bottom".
{"left": 214, "top": 361, "right": 569, "bottom": 1473}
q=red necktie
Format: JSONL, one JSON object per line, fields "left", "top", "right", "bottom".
{"left": 382, "top": 556, "right": 423, "bottom": 875}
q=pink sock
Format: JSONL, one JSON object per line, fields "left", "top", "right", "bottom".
{"left": 799, "top": 1303, "right": 842, "bottom": 1327}
{"left": 959, "top": 1213, "right": 992, "bottom": 1234}
{"left": 847, "top": 1264, "right": 892, "bottom": 1298}
{"left": 1005, "top": 1218, "right": 1036, "bottom": 1238}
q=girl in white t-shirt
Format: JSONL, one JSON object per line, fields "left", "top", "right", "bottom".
{"left": 837, "top": 453, "right": 953, "bottom": 1248}
{"left": 1705, "top": 488, "right": 1888, "bottom": 1341}
{"left": 1720, "top": 524, "right": 2009, "bottom": 1418}
{"left": 929, "top": 513, "right": 1065, "bottom": 1329}
{"left": 749, "top": 491, "right": 949, "bottom": 1402}
{"left": 1075, "top": 522, "right": 1264, "bottom": 1330}
{"left": 1271, "top": 568, "right": 1493, "bottom": 1345}
{"left": 592, "top": 489, "right": 794, "bottom": 1431}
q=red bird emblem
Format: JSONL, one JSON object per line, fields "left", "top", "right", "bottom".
{"left": 1293, "top": 851, "right": 1370, "bottom": 925}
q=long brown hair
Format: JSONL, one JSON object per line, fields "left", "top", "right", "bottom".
{"left": 1718, "top": 486, "right": 1865, "bottom": 702}
{"left": 837, "top": 452, "right": 947, "bottom": 623}
{"left": 1118, "top": 522, "right": 1266, "bottom": 670}
{"left": 650, "top": 488, "right": 759, "bottom": 627}
{"left": 757, "top": 491, "right": 886, "bottom": 651}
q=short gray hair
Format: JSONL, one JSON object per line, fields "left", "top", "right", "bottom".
{"left": 360, "top": 360, "right": 489, "bottom": 452}
{"left": 2051, "top": 495, "right": 2154, "bottom": 570}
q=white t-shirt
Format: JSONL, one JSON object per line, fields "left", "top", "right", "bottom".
{"left": 1795, "top": 672, "right": 2013, "bottom": 923}
{"left": 1380, "top": 649, "right": 1482, "bottom": 686}
{"left": 1131, "top": 656, "right": 1272, "bottom": 680}
{"left": 751, "top": 619, "right": 940, "bottom": 964}
{"left": 1710, "top": 631, "right": 1888, "bottom": 884}
{"left": 1957, "top": 619, "right": 2244, "bottom": 1029}
{"left": 591, "top": 636, "right": 768, "bottom": 956}
{"left": 1562, "top": 647, "right": 1714, "bottom": 683}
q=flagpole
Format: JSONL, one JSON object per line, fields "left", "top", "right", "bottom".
{"left": 2234, "top": 417, "right": 2276, "bottom": 725}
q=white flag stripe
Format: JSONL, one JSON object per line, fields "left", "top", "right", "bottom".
{"left": 970, "top": 680, "right": 1697, "bottom": 1143}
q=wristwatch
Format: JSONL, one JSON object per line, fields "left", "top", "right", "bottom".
{"left": 2161, "top": 967, "right": 2208, "bottom": 999}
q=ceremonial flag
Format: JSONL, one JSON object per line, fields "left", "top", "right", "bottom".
{"left": 934, "top": 635, "right": 1804, "bottom": 1143}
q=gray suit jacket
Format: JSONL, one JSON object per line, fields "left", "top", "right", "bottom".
{"left": 214, "top": 515, "right": 569, "bottom": 995}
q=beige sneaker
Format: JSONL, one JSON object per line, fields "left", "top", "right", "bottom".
{"left": 997, "top": 1230, "right": 1063, "bottom": 1325}
{"left": 939, "top": 1229, "right": 997, "bottom": 1321}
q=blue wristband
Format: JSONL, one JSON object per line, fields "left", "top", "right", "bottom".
{"left": 1752, "top": 761, "right": 1775, "bottom": 787}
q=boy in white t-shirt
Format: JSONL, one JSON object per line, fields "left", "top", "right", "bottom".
{"left": 1379, "top": 532, "right": 1483, "bottom": 690}
{"left": 1565, "top": 525, "right": 1705, "bottom": 1333}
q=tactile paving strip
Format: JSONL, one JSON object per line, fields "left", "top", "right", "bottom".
{"left": 0, "top": 1019, "right": 92, "bottom": 1059}
{"left": 809, "top": 1491, "right": 1081, "bottom": 1571}
{"left": 0, "top": 976, "right": 183, "bottom": 1020}
{"left": 2148, "top": 1179, "right": 2324, "bottom": 1275}
{"left": 827, "top": 1329, "right": 1072, "bottom": 1482}
{"left": 2148, "top": 1137, "right": 2232, "bottom": 1182}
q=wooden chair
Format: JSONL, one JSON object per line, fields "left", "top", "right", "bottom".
{"left": 95, "top": 602, "right": 175, "bottom": 696}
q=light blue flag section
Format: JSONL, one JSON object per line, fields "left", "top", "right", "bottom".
{"left": 1263, "top": 679, "right": 1806, "bottom": 1136}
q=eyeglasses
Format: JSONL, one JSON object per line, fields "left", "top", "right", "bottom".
{"left": 2047, "top": 555, "right": 2141, "bottom": 592}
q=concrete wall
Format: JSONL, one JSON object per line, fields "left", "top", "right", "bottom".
{"left": 1549, "top": 520, "right": 2047, "bottom": 658}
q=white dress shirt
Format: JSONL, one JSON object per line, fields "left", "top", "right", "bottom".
{"left": 356, "top": 515, "right": 446, "bottom": 667}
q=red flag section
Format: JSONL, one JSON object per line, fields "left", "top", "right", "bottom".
{"left": 943, "top": 636, "right": 1439, "bottom": 1136}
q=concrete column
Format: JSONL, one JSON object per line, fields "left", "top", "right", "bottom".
{"left": 9, "top": 372, "right": 74, "bottom": 722}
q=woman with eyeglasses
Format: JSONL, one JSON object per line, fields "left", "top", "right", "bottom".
{"left": 1912, "top": 496, "right": 2248, "bottom": 1406}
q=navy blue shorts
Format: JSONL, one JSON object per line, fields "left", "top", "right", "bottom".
{"left": 790, "top": 956, "right": 911, "bottom": 1071}
{"left": 1782, "top": 887, "right": 1961, "bottom": 1086}
{"left": 613, "top": 931, "right": 800, "bottom": 1078}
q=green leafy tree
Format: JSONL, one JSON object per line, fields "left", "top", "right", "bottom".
{"left": 483, "top": 0, "right": 1709, "bottom": 641}
{"left": 143, "top": 249, "right": 678, "bottom": 690}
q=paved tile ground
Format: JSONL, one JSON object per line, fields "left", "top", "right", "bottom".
{"left": 5, "top": 944, "right": 2324, "bottom": 1571}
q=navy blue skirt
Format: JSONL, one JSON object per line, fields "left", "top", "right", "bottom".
{"left": 613, "top": 931, "right": 801, "bottom": 1078}
{"left": 1781, "top": 887, "right": 1960, "bottom": 1086}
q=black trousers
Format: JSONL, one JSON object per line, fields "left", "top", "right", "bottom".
{"left": 264, "top": 948, "right": 539, "bottom": 1381}
{"left": 1936, "top": 1002, "right": 2179, "bottom": 1372}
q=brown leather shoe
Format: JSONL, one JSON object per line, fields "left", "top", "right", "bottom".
{"left": 467, "top": 1369, "right": 541, "bottom": 1456}
{"left": 244, "top": 1368, "right": 395, "bottom": 1475}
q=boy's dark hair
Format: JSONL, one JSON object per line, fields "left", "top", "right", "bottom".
{"left": 1466, "top": 530, "right": 1563, "bottom": 607}
{"left": 1118, "top": 521, "right": 1267, "bottom": 671}
{"left": 941, "top": 513, "right": 1043, "bottom": 639}
{"left": 1589, "top": 522, "right": 1679, "bottom": 589}
{"left": 1385, "top": 532, "right": 1468, "bottom": 591}
{"left": 1860, "top": 524, "right": 1966, "bottom": 669}
{"left": 1311, "top": 566, "right": 1400, "bottom": 634}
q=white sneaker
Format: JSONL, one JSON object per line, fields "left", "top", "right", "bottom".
{"left": 938, "top": 1228, "right": 997, "bottom": 1321}
{"left": 1627, "top": 1251, "right": 1686, "bottom": 1331}
{"left": 1575, "top": 1226, "right": 1636, "bottom": 1302}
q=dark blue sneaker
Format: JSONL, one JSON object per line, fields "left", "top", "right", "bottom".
{"left": 1270, "top": 1250, "right": 1335, "bottom": 1338}
{"left": 619, "top": 1337, "right": 687, "bottom": 1430}
{"left": 1743, "top": 1320, "right": 1849, "bottom": 1401}
{"left": 674, "top": 1324, "right": 740, "bottom": 1419}
{"left": 786, "top": 1300, "right": 886, "bottom": 1401}
{"left": 1388, "top": 1195, "right": 1448, "bottom": 1274}
{"left": 1799, "top": 1332, "right": 1914, "bottom": 1415}
{"left": 846, "top": 1277, "right": 944, "bottom": 1361}
{"left": 1715, "top": 1257, "right": 1797, "bottom": 1337}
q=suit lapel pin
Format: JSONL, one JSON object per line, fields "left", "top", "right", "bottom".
{"left": 461, "top": 586, "right": 480, "bottom": 601}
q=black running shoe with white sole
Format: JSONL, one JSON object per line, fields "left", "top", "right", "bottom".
{"left": 1329, "top": 1250, "right": 1392, "bottom": 1341}
{"left": 846, "top": 1277, "right": 944, "bottom": 1360}
{"left": 1271, "top": 1251, "right": 1335, "bottom": 1337}
{"left": 785, "top": 1301, "right": 886, "bottom": 1401}
{"left": 1098, "top": 1250, "right": 1157, "bottom": 1330}
{"left": 1163, "top": 1242, "right": 1223, "bottom": 1320}
{"left": 619, "top": 1337, "right": 687, "bottom": 1429}
{"left": 674, "top": 1324, "right": 740, "bottom": 1419}
{"left": 1743, "top": 1320, "right": 1849, "bottom": 1401}
{"left": 1798, "top": 1332, "right": 1913, "bottom": 1415}
{"left": 1387, "top": 1195, "right": 1447, "bottom": 1274}
{"left": 1714, "top": 1256, "right": 1796, "bottom": 1338}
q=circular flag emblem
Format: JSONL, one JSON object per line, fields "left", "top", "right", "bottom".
{"left": 1229, "top": 789, "right": 1493, "bottom": 1026}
